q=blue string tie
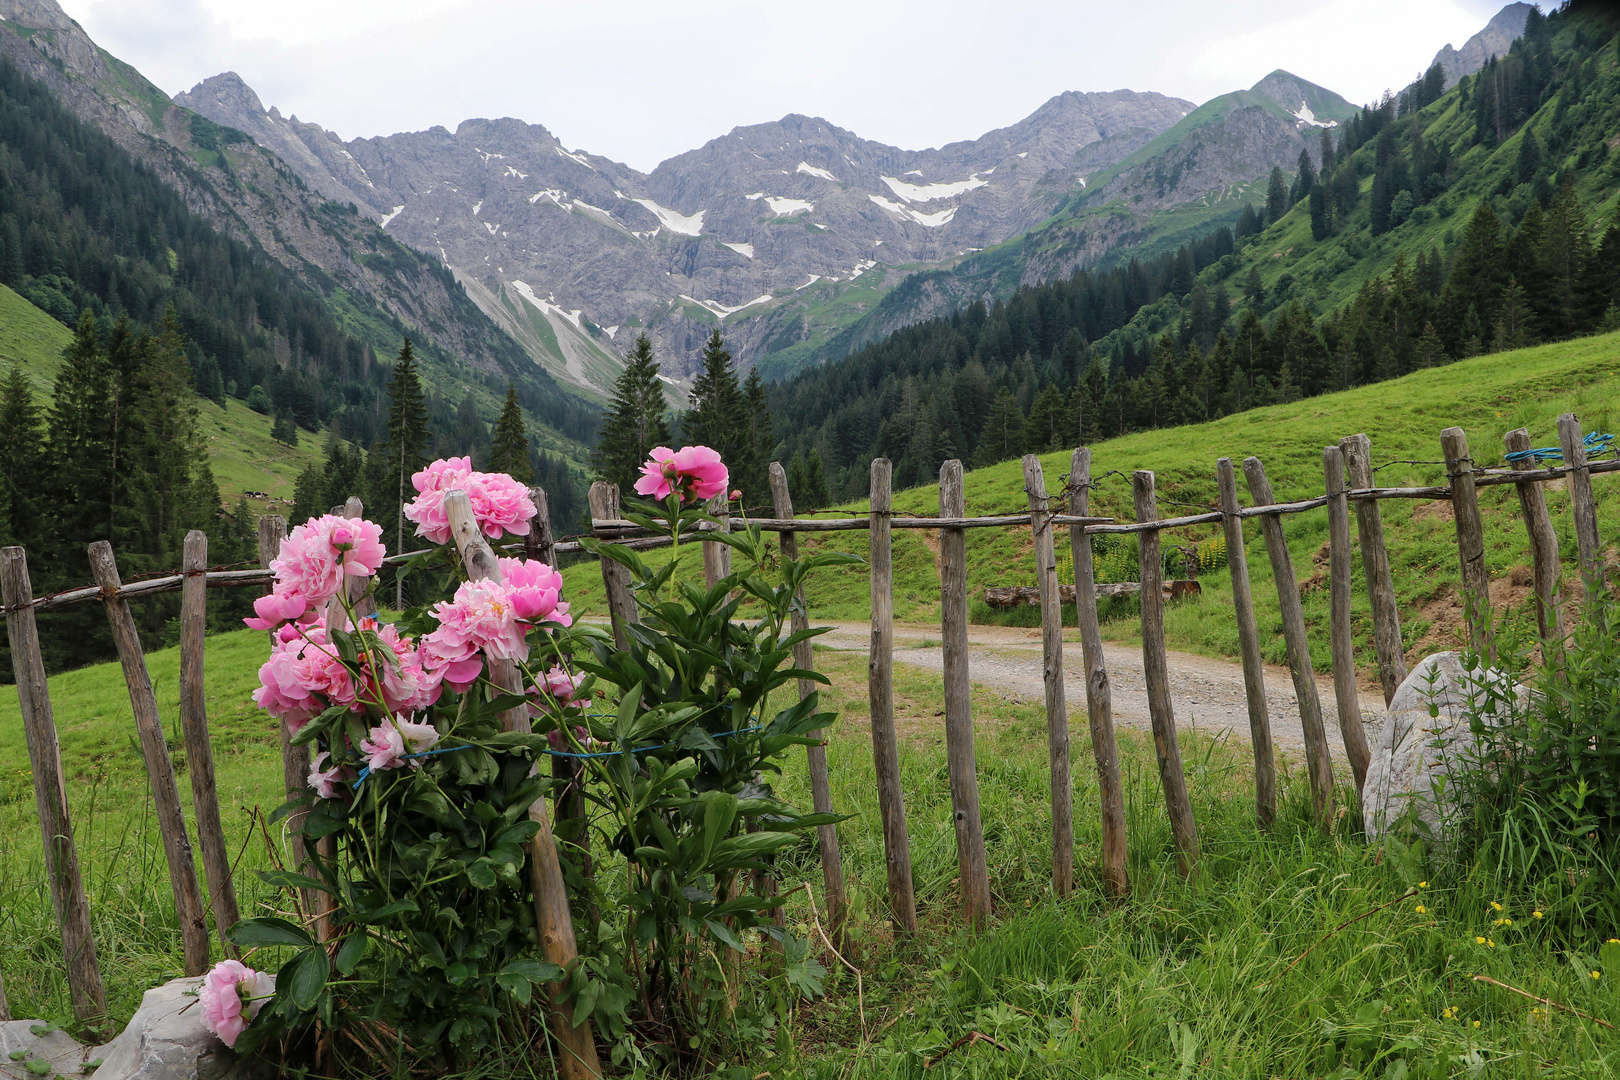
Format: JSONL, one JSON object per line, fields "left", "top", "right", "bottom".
{"left": 1503, "top": 430, "right": 1614, "bottom": 465}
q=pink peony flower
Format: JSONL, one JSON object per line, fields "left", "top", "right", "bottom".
{"left": 360, "top": 723, "right": 408, "bottom": 772}
{"left": 421, "top": 578, "right": 531, "bottom": 680}
{"left": 394, "top": 716, "right": 441, "bottom": 755}
{"left": 260, "top": 515, "right": 385, "bottom": 622}
{"left": 199, "top": 959, "right": 274, "bottom": 1049}
{"left": 355, "top": 622, "right": 444, "bottom": 717}
{"left": 404, "top": 458, "right": 537, "bottom": 544}
{"left": 543, "top": 664, "right": 588, "bottom": 704}
{"left": 308, "top": 751, "right": 344, "bottom": 799}
{"left": 253, "top": 624, "right": 356, "bottom": 731}
{"left": 468, "top": 471, "right": 538, "bottom": 540}
{"left": 632, "top": 444, "right": 729, "bottom": 504}
{"left": 497, "top": 557, "right": 572, "bottom": 627}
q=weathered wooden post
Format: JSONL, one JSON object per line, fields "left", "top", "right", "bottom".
{"left": 703, "top": 493, "right": 731, "bottom": 588}
{"left": 1023, "top": 455, "right": 1075, "bottom": 897}
{"left": 1242, "top": 458, "right": 1336, "bottom": 827}
{"left": 938, "top": 460, "right": 992, "bottom": 926}
{"left": 1323, "top": 448, "right": 1371, "bottom": 793}
{"left": 1440, "top": 428, "right": 1493, "bottom": 660}
{"left": 1215, "top": 458, "right": 1277, "bottom": 827}
{"left": 528, "top": 487, "right": 587, "bottom": 878}
{"left": 1505, "top": 428, "right": 1566, "bottom": 661}
{"left": 527, "top": 485, "right": 558, "bottom": 568}
{"left": 0, "top": 969, "right": 7, "bottom": 1022}
{"left": 87, "top": 541, "right": 211, "bottom": 976}
{"left": 1340, "top": 434, "right": 1406, "bottom": 705}
{"left": 588, "top": 481, "right": 637, "bottom": 649}
{"left": 1, "top": 547, "right": 108, "bottom": 1030}
{"left": 1558, "top": 413, "right": 1604, "bottom": 605}
{"left": 868, "top": 458, "right": 918, "bottom": 933}
{"left": 181, "top": 530, "right": 240, "bottom": 955}
{"left": 443, "top": 490, "right": 602, "bottom": 1079}
{"left": 768, "top": 462, "right": 849, "bottom": 943}
{"left": 342, "top": 496, "right": 377, "bottom": 619}
{"left": 1132, "top": 471, "right": 1199, "bottom": 877}
{"left": 1069, "top": 449, "right": 1128, "bottom": 896}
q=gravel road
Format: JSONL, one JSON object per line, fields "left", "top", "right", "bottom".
{"left": 816, "top": 622, "right": 1384, "bottom": 765}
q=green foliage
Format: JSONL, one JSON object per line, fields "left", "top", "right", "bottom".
{"left": 591, "top": 333, "right": 670, "bottom": 493}
{"left": 486, "top": 384, "right": 532, "bottom": 484}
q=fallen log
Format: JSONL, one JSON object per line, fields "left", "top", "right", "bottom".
{"left": 983, "top": 580, "right": 1201, "bottom": 609}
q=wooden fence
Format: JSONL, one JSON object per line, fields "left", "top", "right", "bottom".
{"left": 1, "top": 412, "right": 1615, "bottom": 1060}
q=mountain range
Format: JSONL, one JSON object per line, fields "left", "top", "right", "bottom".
{"left": 0, "top": 0, "right": 1533, "bottom": 413}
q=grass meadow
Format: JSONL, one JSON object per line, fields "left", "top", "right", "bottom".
{"left": 2, "top": 627, "right": 1618, "bottom": 1076}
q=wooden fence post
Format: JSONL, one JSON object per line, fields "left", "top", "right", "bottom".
{"left": 939, "top": 460, "right": 992, "bottom": 926}
{"left": 87, "top": 541, "right": 211, "bottom": 976}
{"left": 1215, "top": 458, "right": 1277, "bottom": 828}
{"left": 181, "top": 530, "right": 240, "bottom": 956}
{"left": 1440, "top": 428, "right": 1492, "bottom": 660}
{"left": 703, "top": 493, "right": 731, "bottom": 588}
{"left": 342, "top": 496, "right": 377, "bottom": 619}
{"left": 1340, "top": 435, "right": 1406, "bottom": 705}
{"left": 768, "top": 462, "right": 849, "bottom": 944}
{"left": 1242, "top": 458, "right": 1337, "bottom": 827}
{"left": 444, "top": 490, "right": 602, "bottom": 1079}
{"left": 1505, "top": 428, "right": 1566, "bottom": 662}
{"left": 1070, "top": 448, "right": 1128, "bottom": 896}
{"left": 257, "top": 513, "right": 319, "bottom": 920}
{"left": 0, "top": 968, "right": 7, "bottom": 1022}
{"left": 1023, "top": 455, "right": 1074, "bottom": 897}
{"left": 527, "top": 485, "right": 558, "bottom": 568}
{"left": 1558, "top": 413, "right": 1605, "bottom": 604}
{"left": 1, "top": 546, "right": 108, "bottom": 1031}
{"left": 868, "top": 458, "right": 918, "bottom": 933}
{"left": 588, "top": 482, "right": 637, "bottom": 649}
{"left": 1132, "top": 471, "right": 1199, "bottom": 877}
{"left": 1323, "top": 448, "right": 1371, "bottom": 793}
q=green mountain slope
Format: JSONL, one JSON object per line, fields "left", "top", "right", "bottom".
{"left": 0, "top": 283, "right": 320, "bottom": 504}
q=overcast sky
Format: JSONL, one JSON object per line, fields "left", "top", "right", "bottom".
{"left": 66, "top": 0, "right": 1509, "bottom": 173}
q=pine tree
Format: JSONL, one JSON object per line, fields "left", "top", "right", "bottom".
{"left": 1244, "top": 266, "right": 1265, "bottom": 310}
{"left": 292, "top": 462, "right": 324, "bottom": 526}
{"left": 486, "top": 384, "right": 533, "bottom": 483}
{"left": 49, "top": 311, "right": 114, "bottom": 563}
{"left": 271, "top": 409, "right": 298, "bottom": 446}
{"left": 381, "top": 339, "right": 432, "bottom": 566}
{"left": 591, "top": 333, "right": 670, "bottom": 492}
{"left": 741, "top": 367, "right": 775, "bottom": 505}
{"left": 975, "top": 388, "right": 1024, "bottom": 467}
{"left": 802, "top": 447, "right": 830, "bottom": 511}
{"left": 0, "top": 362, "right": 45, "bottom": 550}
{"left": 1291, "top": 149, "right": 1317, "bottom": 205}
{"left": 684, "top": 329, "right": 749, "bottom": 489}
{"left": 1266, "top": 167, "right": 1289, "bottom": 225}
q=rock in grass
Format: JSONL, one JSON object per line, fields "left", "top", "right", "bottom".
{"left": 0, "top": 1019, "right": 91, "bottom": 1078}
{"left": 90, "top": 978, "right": 269, "bottom": 1080}
{"left": 1362, "top": 651, "right": 1526, "bottom": 843}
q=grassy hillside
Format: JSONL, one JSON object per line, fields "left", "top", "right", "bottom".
{"left": 0, "top": 284, "right": 322, "bottom": 506}
{"left": 568, "top": 329, "right": 1620, "bottom": 679}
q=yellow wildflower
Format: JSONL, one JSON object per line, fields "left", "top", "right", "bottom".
{"left": 1476, "top": 936, "right": 1487, "bottom": 944}
{"left": 1487, "top": 939, "right": 1496, "bottom": 948}
{"left": 1419, "top": 881, "right": 1429, "bottom": 888}
{"left": 1491, "top": 901, "right": 1503, "bottom": 912}
{"left": 1494, "top": 917, "right": 1512, "bottom": 927}
{"left": 1593, "top": 971, "right": 1602, "bottom": 980}
{"left": 1472, "top": 1020, "right": 1481, "bottom": 1029}
{"left": 1533, "top": 910, "right": 1543, "bottom": 919}
{"left": 1415, "top": 905, "right": 1427, "bottom": 914}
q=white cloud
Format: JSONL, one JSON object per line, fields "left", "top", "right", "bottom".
{"left": 66, "top": 0, "right": 1503, "bottom": 173}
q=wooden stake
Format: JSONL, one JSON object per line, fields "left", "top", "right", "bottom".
{"left": 527, "top": 485, "right": 558, "bottom": 568}
{"left": 1242, "top": 457, "right": 1336, "bottom": 827}
{"left": 342, "top": 496, "right": 376, "bottom": 619}
{"left": 87, "top": 541, "right": 210, "bottom": 976}
{"left": 1069, "top": 448, "right": 1128, "bottom": 896}
{"left": 589, "top": 482, "right": 637, "bottom": 649}
{"left": 1558, "top": 413, "right": 1605, "bottom": 605}
{"left": 1132, "top": 471, "right": 1199, "bottom": 876}
{"left": 1339, "top": 435, "right": 1406, "bottom": 705}
{"left": 703, "top": 493, "right": 731, "bottom": 589}
{"left": 867, "top": 458, "right": 918, "bottom": 933}
{"left": 1215, "top": 458, "right": 1277, "bottom": 828}
{"left": 1440, "top": 428, "right": 1492, "bottom": 660}
{"left": 1323, "top": 448, "right": 1371, "bottom": 793}
{"left": 1, "top": 546, "right": 108, "bottom": 1031}
{"left": 768, "top": 462, "right": 849, "bottom": 945}
{"left": 939, "top": 460, "right": 992, "bottom": 926}
{"left": 181, "top": 530, "right": 240, "bottom": 956}
{"left": 1505, "top": 428, "right": 1566, "bottom": 662}
{"left": 1023, "top": 455, "right": 1074, "bottom": 897}
{"left": 443, "top": 490, "right": 602, "bottom": 1079}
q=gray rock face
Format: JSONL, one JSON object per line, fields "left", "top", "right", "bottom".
{"left": 176, "top": 73, "right": 1193, "bottom": 388}
{"left": 1362, "top": 651, "right": 1526, "bottom": 843}
{"left": 0, "top": 1019, "right": 93, "bottom": 1079}
{"left": 1430, "top": 3, "right": 1533, "bottom": 88}
{"left": 90, "top": 978, "right": 269, "bottom": 1080}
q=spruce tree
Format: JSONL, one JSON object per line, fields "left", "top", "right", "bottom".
{"left": 741, "top": 367, "right": 775, "bottom": 505}
{"left": 975, "top": 388, "right": 1023, "bottom": 466}
{"left": 49, "top": 311, "right": 114, "bottom": 563}
{"left": 684, "top": 329, "right": 748, "bottom": 482}
{"left": 1266, "top": 167, "right": 1289, "bottom": 225}
{"left": 591, "top": 333, "right": 670, "bottom": 492}
{"left": 0, "top": 362, "right": 45, "bottom": 550}
{"left": 381, "top": 339, "right": 432, "bottom": 560}
{"left": 802, "top": 447, "right": 830, "bottom": 510}
{"left": 487, "top": 384, "right": 533, "bottom": 483}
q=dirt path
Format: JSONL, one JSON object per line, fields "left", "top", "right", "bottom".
{"left": 816, "top": 621, "right": 1385, "bottom": 764}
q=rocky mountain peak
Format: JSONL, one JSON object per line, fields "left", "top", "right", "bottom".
{"left": 1430, "top": 2, "right": 1533, "bottom": 88}
{"left": 0, "top": 0, "right": 75, "bottom": 31}
{"left": 174, "top": 72, "right": 268, "bottom": 121}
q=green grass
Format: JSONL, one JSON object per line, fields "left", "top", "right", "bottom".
{"left": 5, "top": 635, "right": 1618, "bottom": 1076}
{"left": 0, "top": 284, "right": 325, "bottom": 506}
{"left": 566, "top": 329, "right": 1620, "bottom": 682}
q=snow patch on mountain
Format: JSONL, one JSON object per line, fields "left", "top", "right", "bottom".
{"left": 680, "top": 293, "right": 773, "bottom": 319}
{"left": 1293, "top": 102, "right": 1338, "bottom": 128}
{"left": 632, "top": 198, "right": 705, "bottom": 236}
{"left": 555, "top": 147, "right": 594, "bottom": 168}
{"left": 796, "top": 162, "right": 839, "bottom": 182}
{"left": 379, "top": 205, "right": 405, "bottom": 228}
{"left": 503, "top": 165, "right": 528, "bottom": 179}
{"left": 723, "top": 242, "right": 755, "bottom": 258}
{"left": 880, "top": 174, "right": 988, "bottom": 202}
{"left": 868, "top": 194, "right": 956, "bottom": 228}
{"left": 511, "top": 280, "right": 584, "bottom": 330}
{"left": 748, "top": 195, "right": 812, "bottom": 216}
